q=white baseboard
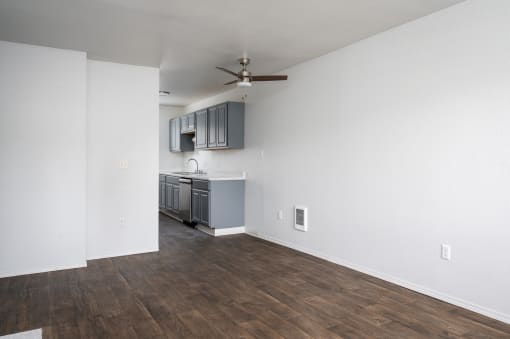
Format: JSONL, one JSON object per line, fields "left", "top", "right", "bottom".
{"left": 247, "top": 232, "right": 510, "bottom": 325}
{"left": 197, "top": 225, "right": 246, "bottom": 237}
{"left": 0, "top": 262, "right": 87, "bottom": 279}
{"left": 159, "top": 210, "right": 182, "bottom": 222}
{"left": 0, "top": 328, "right": 42, "bottom": 338}
{"left": 86, "top": 248, "right": 159, "bottom": 261}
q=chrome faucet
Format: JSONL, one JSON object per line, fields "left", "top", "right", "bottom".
{"left": 188, "top": 158, "right": 199, "bottom": 174}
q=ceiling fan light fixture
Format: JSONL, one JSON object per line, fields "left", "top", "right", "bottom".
{"left": 237, "top": 80, "right": 252, "bottom": 87}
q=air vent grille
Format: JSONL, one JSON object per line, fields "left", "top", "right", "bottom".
{"left": 296, "top": 209, "right": 305, "bottom": 226}
{"left": 294, "top": 206, "right": 308, "bottom": 232}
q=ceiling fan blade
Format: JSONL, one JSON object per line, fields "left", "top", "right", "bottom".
{"left": 224, "top": 80, "right": 238, "bottom": 85}
{"left": 250, "top": 75, "right": 288, "bottom": 81}
{"left": 216, "top": 67, "right": 240, "bottom": 78}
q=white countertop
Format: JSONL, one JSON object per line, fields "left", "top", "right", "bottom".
{"left": 160, "top": 170, "right": 246, "bottom": 181}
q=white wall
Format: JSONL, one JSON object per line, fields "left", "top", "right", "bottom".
{"left": 159, "top": 105, "right": 184, "bottom": 170}
{"left": 184, "top": 1, "right": 510, "bottom": 323}
{"left": 86, "top": 60, "right": 159, "bottom": 259}
{"left": 0, "top": 41, "right": 87, "bottom": 277}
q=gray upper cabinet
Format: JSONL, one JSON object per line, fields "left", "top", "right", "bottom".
{"left": 195, "top": 109, "right": 208, "bottom": 149}
{"left": 216, "top": 103, "right": 227, "bottom": 147}
{"left": 181, "top": 112, "right": 195, "bottom": 134}
{"left": 207, "top": 106, "right": 217, "bottom": 148}
{"left": 169, "top": 118, "right": 179, "bottom": 152}
{"left": 171, "top": 102, "right": 244, "bottom": 151}
{"left": 180, "top": 115, "right": 188, "bottom": 134}
{"left": 206, "top": 102, "right": 244, "bottom": 149}
{"left": 187, "top": 112, "right": 195, "bottom": 131}
{"left": 170, "top": 118, "right": 194, "bottom": 152}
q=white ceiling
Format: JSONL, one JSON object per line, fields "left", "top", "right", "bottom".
{"left": 0, "top": 0, "right": 464, "bottom": 106}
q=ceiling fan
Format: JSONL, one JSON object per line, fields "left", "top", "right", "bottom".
{"left": 216, "top": 58, "right": 288, "bottom": 87}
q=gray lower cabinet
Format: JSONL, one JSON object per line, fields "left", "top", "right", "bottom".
{"left": 161, "top": 174, "right": 245, "bottom": 229}
{"left": 159, "top": 175, "right": 166, "bottom": 209}
{"left": 192, "top": 189, "right": 200, "bottom": 221}
{"left": 165, "top": 184, "right": 180, "bottom": 212}
{"left": 165, "top": 183, "right": 173, "bottom": 210}
{"left": 172, "top": 185, "right": 179, "bottom": 211}
{"left": 191, "top": 179, "right": 244, "bottom": 229}
{"left": 199, "top": 191, "right": 209, "bottom": 224}
{"left": 192, "top": 188, "right": 209, "bottom": 226}
{"left": 162, "top": 175, "right": 180, "bottom": 213}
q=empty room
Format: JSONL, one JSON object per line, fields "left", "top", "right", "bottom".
{"left": 1, "top": 0, "right": 510, "bottom": 337}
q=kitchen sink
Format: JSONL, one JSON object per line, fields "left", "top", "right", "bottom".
{"left": 172, "top": 171, "right": 207, "bottom": 175}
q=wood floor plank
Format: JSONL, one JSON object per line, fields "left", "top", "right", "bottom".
{"left": 0, "top": 214, "right": 509, "bottom": 338}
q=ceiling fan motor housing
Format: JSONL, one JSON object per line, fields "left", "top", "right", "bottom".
{"left": 239, "top": 58, "right": 250, "bottom": 66}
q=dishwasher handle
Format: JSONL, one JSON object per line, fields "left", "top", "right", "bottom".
{"left": 179, "top": 178, "right": 192, "bottom": 184}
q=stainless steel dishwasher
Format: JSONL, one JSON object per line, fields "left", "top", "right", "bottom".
{"left": 178, "top": 178, "right": 192, "bottom": 223}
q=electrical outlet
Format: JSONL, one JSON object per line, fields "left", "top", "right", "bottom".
{"left": 119, "top": 160, "right": 129, "bottom": 169}
{"left": 441, "top": 244, "right": 451, "bottom": 261}
{"left": 277, "top": 210, "right": 283, "bottom": 220}
{"left": 120, "top": 217, "right": 126, "bottom": 228}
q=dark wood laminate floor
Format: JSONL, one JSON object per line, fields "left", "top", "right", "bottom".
{"left": 1, "top": 215, "right": 509, "bottom": 338}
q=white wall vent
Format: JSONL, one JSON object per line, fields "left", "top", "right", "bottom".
{"left": 294, "top": 205, "right": 308, "bottom": 232}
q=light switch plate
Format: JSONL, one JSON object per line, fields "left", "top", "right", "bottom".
{"left": 441, "top": 244, "right": 451, "bottom": 261}
{"left": 277, "top": 210, "right": 283, "bottom": 220}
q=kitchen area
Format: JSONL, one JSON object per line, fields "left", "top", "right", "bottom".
{"left": 159, "top": 101, "right": 247, "bottom": 236}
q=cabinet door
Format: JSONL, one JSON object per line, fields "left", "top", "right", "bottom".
{"left": 172, "top": 185, "right": 179, "bottom": 211}
{"left": 165, "top": 184, "right": 173, "bottom": 210}
{"left": 170, "top": 118, "right": 181, "bottom": 152}
{"left": 169, "top": 119, "right": 175, "bottom": 151}
{"left": 180, "top": 116, "right": 188, "bottom": 133}
{"left": 207, "top": 106, "right": 217, "bottom": 147}
{"left": 174, "top": 118, "right": 181, "bottom": 151}
{"left": 192, "top": 189, "right": 201, "bottom": 222}
{"left": 217, "top": 103, "right": 227, "bottom": 147}
{"left": 159, "top": 182, "right": 165, "bottom": 209}
{"left": 187, "top": 113, "right": 195, "bottom": 131}
{"left": 195, "top": 110, "right": 207, "bottom": 149}
{"left": 200, "top": 191, "right": 209, "bottom": 225}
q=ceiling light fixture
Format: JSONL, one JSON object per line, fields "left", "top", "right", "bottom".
{"left": 237, "top": 80, "right": 252, "bottom": 87}
{"left": 159, "top": 91, "right": 170, "bottom": 96}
